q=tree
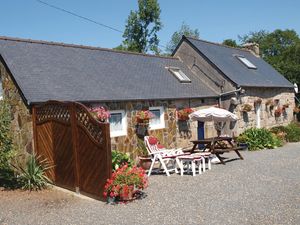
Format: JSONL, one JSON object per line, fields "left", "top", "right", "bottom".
{"left": 122, "top": 0, "right": 162, "bottom": 54}
{"left": 166, "top": 22, "right": 200, "bottom": 54}
{"left": 237, "top": 29, "right": 300, "bottom": 86}
{"left": 222, "top": 39, "right": 238, "bottom": 48}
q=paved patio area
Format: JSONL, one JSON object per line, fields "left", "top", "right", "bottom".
{"left": 1, "top": 143, "right": 300, "bottom": 225}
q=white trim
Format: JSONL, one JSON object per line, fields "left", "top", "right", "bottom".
{"left": 109, "top": 110, "right": 127, "bottom": 138}
{"left": 149, "top": 106, "right": 165, "bottom": 130}
{"left": 236, "top": 56, "right": 257, "bottom": 69}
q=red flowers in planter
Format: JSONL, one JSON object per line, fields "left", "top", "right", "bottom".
{"left": 90, "top": 106, "right": 110, "bottom": 122}
{"left": 177, "top": 108, "right": 194, "bottom": 121}
{"left": 103, "top": 164, "right": 148, "bottom": 202}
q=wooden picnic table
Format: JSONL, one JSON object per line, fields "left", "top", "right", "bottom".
{"left": 190, "top": 137, "right": 244, "bottom": 164}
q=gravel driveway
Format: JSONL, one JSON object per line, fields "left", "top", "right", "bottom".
{"left": 1, "top": 143, "right": 299, "bottom": 225}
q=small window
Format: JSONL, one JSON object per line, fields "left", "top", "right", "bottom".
{"left": 168, "top": 67, "right": 191, "bottom": 83}
{"left": 149, "top": 106, "right": 165, "bottom": 130}
{"left": 236, "top": 56, "right": 257, "bottom": 69}
{"left": 109, "top": 110, "right": 127, "bottom": 137}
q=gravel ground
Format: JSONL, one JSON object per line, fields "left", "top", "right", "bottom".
{"left": 1, "top": 142, "right": 300, "bottom": 225}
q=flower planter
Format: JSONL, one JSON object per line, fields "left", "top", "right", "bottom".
{"left": 137, "top": 118, "right": 150, "bottom": 124}
{"left": 238, "top": 143, "right": 248, "bottom": 150}
{"left": 138, "top": 156, "right": 152, "bottom": 170}
{"left": 119, "top": 186, "right": 134, "bottom": 201}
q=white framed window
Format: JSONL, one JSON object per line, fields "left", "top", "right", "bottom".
{"left": 236, "top": 56, "right": 257, "bottom": 69}
{"left": 109, "top": 110, "right": 127, "bottom": 137}
{"left": 149, "top": 106, "right": 165, "bottom": 130}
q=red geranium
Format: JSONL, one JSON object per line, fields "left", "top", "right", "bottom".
{"left": 103, "top": 164, "right": 148, "bottom": 201}
{"left": 177, "top": 108, "right": 194, "bottom": 121}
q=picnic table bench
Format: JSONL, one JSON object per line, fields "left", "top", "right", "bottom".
{"left": 190, "top": 137, "right": 244, "bottom": 165}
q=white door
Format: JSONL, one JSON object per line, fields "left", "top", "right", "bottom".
{"left": 255, "top": 104, "right": 261, "bottom": 128}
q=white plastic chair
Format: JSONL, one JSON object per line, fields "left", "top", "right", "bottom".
{"left": 144, "top": 136, "right": 188, "bottom": 176}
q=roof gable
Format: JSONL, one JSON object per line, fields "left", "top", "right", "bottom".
{"left": 184, "top": 37, "right": 293, "bottom": 88}
{"left": 0, "top": 37, "right": 218, "bottom": 104}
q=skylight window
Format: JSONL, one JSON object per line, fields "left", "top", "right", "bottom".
{"left": 236, "top": 56, "right": 257, "bottom": 69}
{"left": 168, "top": 67, "right": 191, "bottom": 83}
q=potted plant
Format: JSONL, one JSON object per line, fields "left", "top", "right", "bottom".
{"left": 135, "top": 110, "right": 154, "bottom": 124}
{"left": 90, "top": 106, "right": 110, "bottom": 122}
{"left": 241, "top": 104, "right": 252, "bottom": 112}
{"left": 177, "top": 108, "right": 194, "bottom": 121}
{"left": 103, "top": 164, "right": 148, "bottom": 203}
{"left": 236, "top": 134, "right": 248, "bottom": 150}
{"left": 136, "top": 139, "right": 151, "bottom": 170}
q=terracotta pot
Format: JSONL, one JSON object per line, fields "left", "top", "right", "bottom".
{"left": 138, "top": 156, "right": 152, "bottom": 170}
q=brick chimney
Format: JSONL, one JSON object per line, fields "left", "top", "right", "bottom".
{"left": 243, "top": 43, "right": 260, "bottom": 57}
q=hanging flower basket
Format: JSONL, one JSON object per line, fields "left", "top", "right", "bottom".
{"left": 274, "top": 108, "right": 282, "bottom": 117}
{"left": 136, "top": 110, "right": 154, "bottom": 124}
{"left": 241, "top": 104, "right": 252, "bottom": 112}
{"left": 90, "top": 106, "right": 110, "bottom": 122}
{"left": 265, "top": 99, "right": 273, "bottom": 106}
{"left": 254, "top": 98, "right": 262, "bottom": 106}
{"left": 177, "top": 108, "right": 194, "bottom": 121}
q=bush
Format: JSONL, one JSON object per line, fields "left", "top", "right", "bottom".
{"left": 0, "top": 100, "right": 16, "bottom": 187}
{"left": 237, "top": 128, "right": 282, "bottom": 151}
{"left": 12, "top": 154, "right": 52, "bottom": 191}
{"left": 269, "top": 126, "right": 287, "bottom": 141}
{"left": 111, "top": 150, "right": 133, "bottom": 171}
{"left": 284, "top": 123, "right": 300, "bottom": 142}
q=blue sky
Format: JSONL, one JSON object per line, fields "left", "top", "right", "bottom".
{"left": 1, "top": 0, "right": 299, "bottom": 52}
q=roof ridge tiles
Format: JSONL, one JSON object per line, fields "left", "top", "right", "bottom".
{"left": 184, "top": 36, "right": 251, "bottom": 53}
{"left": 0, "top": 35, "right": 177, "bottom": 60}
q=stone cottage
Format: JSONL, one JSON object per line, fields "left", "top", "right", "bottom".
{"left": 0, "top": 36, "right": 295, "bottom": 156}
{"left": 174, "top": 36, "right": 295, "bottom": 135}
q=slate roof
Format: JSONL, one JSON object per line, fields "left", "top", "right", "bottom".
{"left": 184, "top": 36, "right": 294, "bottom": 88}
{"left": 0, "top": 36, "right": 218, "bottom": 105}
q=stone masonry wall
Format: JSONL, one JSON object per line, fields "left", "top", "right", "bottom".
{"left": 88, "top": 98, "right": 217, "bottom": 158}
{"left": 0, "top": 62, "right": 33, "bottom": 155}
{"left": 222, "top": 87, "right": 295, "bottom": 136}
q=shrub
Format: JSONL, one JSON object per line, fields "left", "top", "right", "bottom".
{"left": 111, "top": 150, "right": 133, "bottom": 171}
{"left": 0, "top": 100, "right": 16, "bottom": 187}
{"left": 12, "top": 154, "right": 52, "bottom": 191}
{"left": 269, "top": 126, "right": 287, "bottom": 141}
{"left": 237, "top": 128, "right": 282, "bottom": 151}
{"left": 284, "top": 123, "right": 300, "bottom": 142}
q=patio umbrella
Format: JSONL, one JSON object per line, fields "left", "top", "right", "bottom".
{"left": 189, "top": 107, "right": 238, "bottom": 122}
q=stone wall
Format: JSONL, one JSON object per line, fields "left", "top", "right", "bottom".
{"left": 221, "top": 87, "right": 295, "bottom": 136}
{"left": 88, "top": 98, "right": 217, "bottom": 158}
{"left": 0, "top": 62, "right": 33, "bottom": 154}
